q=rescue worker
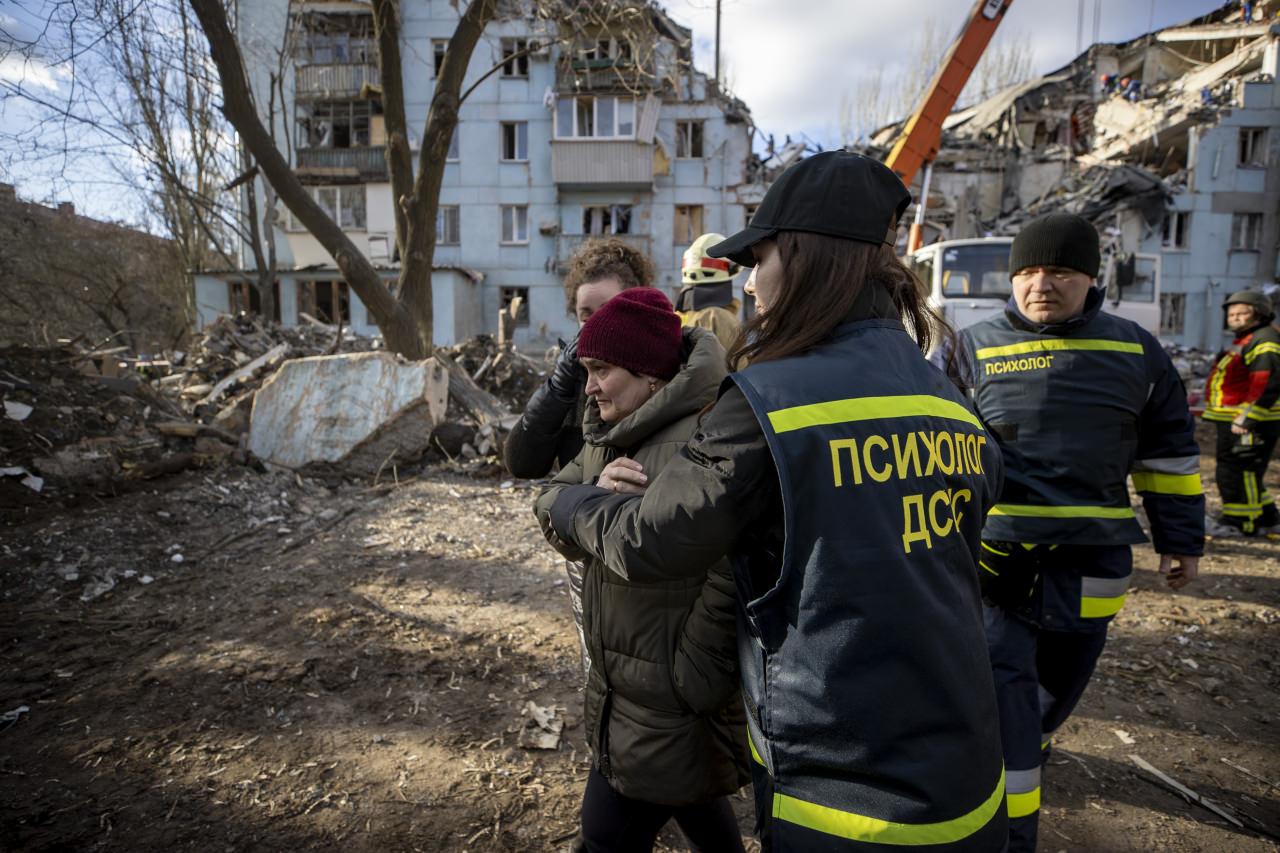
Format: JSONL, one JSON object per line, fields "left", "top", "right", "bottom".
{"left": 676, "top": 232, "right": 743, "bottom": 352}
{"left": 1203, "top": 289, "right": 1280, "bottom": 535}
{"left": 544, "top": 151, "right": 1009, "bottom": 851}
{"left": 938, "top": 213, "right": 1204, "bottom": 852}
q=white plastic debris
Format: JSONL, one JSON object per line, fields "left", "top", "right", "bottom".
{"left": 4, "top": 400, "right": 33, "bottom": 421}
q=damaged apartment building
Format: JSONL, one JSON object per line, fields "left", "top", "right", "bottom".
{"left": 193, "top": 0, "right": 760, "bottom": 347}
{"left": 873, "top": 2, "right": 1280, "bottom": 349}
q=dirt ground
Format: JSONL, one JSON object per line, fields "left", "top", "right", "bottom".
{"left": 2, "top": 434, "right": 1278, "bottom": 852}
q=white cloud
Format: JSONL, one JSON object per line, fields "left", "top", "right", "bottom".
{"left": 0, "top": 53, "right": 70, "bottom": 92}
{"left": 661, "top": 0, "right": 1222, "bottom": 147}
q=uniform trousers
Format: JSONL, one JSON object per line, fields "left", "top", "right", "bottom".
{"left": 1214, "top": 421, "right": 1280, "bottom": 533}
{"left": 580, "top": 766, "right": 745, "bottom": 853}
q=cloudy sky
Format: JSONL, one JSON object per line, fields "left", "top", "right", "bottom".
{"left": 662, "top": 0, "right": 1224, "bottom": 148}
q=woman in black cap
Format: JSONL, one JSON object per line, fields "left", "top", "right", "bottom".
{"left": 544, "top": 151, "right": 1008, "bottom": 851}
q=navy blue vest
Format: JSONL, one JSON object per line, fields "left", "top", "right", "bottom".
{"left": 731, "top": 319, "right": 1007, "bottom": 851}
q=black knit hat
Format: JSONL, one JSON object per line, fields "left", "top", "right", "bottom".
{"left": 707, "top": 151, "right": 911, "bottom": 268}
{"left": 1008, "top": 213, "right": 1101, "bottom": 279}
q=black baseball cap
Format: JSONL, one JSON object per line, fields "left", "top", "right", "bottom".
{"left": 708, "top": 151, "right": 911, "bottom": 267}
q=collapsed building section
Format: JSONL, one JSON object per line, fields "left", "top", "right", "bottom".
{"left": 870, "top": 2, "right": 1280, "bottom": 349}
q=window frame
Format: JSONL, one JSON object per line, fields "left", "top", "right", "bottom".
{"left": 500, "top": 204, "right": 529, "bottom": 245}
{"left": 1231, "top": 212, "right": 1263, "bottom": 251}
{"left": 500, "top": 38, "right": 530, "bottom": 78}
{"left": 437, "top": 205, "right": 460, "bottom": 245}
{"left": 1161, "top": 210, "right": 1190, "bottom": 250}
{"left": 1238, "top": 127, "right": 1268, "bottom": 168}
{"left": 288, "top": 185, "right": 367, "bottom": 231}
{"left": 432, "top": 39, "right": 448, "bottom": 77}
{"left": 582, "top": 204, "right": 633, "bottom": 236}
{"left": 500, "top": 121, "right": 529, "bottom": 162}
{"left": 675, "top": 120, "right": 705, "bottom": 158}
{"left": 673, "top": 204, "right": 705, "bottom": 245}
{"left": 554, "top": 95, "right": 636, "bottom": 139}
{"left": 1159, "top": 292, "right": 1186, "bottom": 336}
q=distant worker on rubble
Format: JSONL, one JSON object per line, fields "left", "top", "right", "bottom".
{"left": 1203, "top": 289, "right": 1280, "bottom": 535}
{"left": 936, "top": 213, "right": 1204, "bottom": 853}
{"left": 675, "top": 232, "right": 743, "bottom": 353}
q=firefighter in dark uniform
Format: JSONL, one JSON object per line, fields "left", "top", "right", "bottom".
{"left": 1203, "top": 289, "right": 1280, "bottom": 535}
{"left": 939, "top": 213, "right": 1205, "bottom": 852}
{"left": 544, "top": 152, "right": 1009, "bottom": 851}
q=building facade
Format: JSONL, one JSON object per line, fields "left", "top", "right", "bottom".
{"left": 194, "top": 0, "right": 760, "bottom": 348}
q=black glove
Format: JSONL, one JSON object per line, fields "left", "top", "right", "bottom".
{"left": 977, "top": 540, "right": 1039, "bottom": 610}
{"left": 547, "top": 333, "right": 586, "bottom": 401}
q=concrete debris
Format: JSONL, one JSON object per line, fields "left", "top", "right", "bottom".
{"left": 248, "top": 352, "right": 449, "bottom": 474}
{"left": 4, "top": 399, "right": 32, "bottom": 421}
{"left": 518, "top": 700, "right": 564, "bottom": 750}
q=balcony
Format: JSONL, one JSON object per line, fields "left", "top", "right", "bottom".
{"left": 296, "top": 63, "right": 380, "bottom": 100}
{"left": 557, "top": 233, "right": 651, "bottom": 266}
{"left": 551, "top": 139, "right": 654, "bottom": 189}
{"left": 296, "top": 147, "right": 388, "bottom": 181}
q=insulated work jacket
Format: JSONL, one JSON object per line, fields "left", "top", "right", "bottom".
{"left": 1204, "top": 323, "right": 1280, "bottom": 425}
{"left": 676, "top": 281, "right": 743, "bottom": 354}
{"left": 534, "top": 328, "right": 748, "bottom": 806}
{"left": 948, "top": 292, "right": 1205, "bottom": 625}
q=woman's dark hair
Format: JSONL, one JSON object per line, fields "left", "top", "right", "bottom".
{"left": 726, "top": 231, "right": 952, "bottom": 368}
{"left": 562, "top": 237, "right": 655, "bottom": 312}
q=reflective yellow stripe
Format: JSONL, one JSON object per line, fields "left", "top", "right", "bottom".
{"left": 974, "top": 339, "right": 1144, "bottom": 360}
{"left": 766, "top": 394, "right": 983, "bottom": 434}
{"left": 980, "top": 542, "right": 1009, "bottom": 557}
{"left": 978, "top": 560, "right": 998, "bottom": 576}
{"left": 1130, "top": 472, "right": 1203, "bottom": 496}
{"left": 748, "top": 728, "right": 764, "bottom": 766}
{"left": 1081, "top": 594, "right": 1126, "bottom": 618}
{"left": 1244, "top": 342, "right": 1280, "bottom": 364}
{"left": 772, "top": 768, "right": 1006, "bottom": 846}
{"left": 990, "top": 504, "right": 1135, "bottom": 520}
{"left": 1006, "top": 788, "right": 1041, "bottom": 819}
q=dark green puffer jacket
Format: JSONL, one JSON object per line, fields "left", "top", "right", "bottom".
{"left": 534, "top": 327, "right": 749, "bottom": 805}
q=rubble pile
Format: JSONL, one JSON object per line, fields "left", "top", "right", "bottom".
{"left": 0, "top": 344, "right": 207, "bottom": 513}
{"left": 439, "top": 334, "right": 545, "bottom": 414}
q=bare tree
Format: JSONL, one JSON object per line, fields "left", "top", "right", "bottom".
{"left": 963, "top": 31, "right": 1035, "bottom": 105}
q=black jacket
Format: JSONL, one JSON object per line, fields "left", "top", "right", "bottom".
{"left": 503, "top": 372, "right": 587, "bottom": 479}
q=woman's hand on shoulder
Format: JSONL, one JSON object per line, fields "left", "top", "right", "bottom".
{"left": 597, "top": 458, "right": 648, "bottom": 495}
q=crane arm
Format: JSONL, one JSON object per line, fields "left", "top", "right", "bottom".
{"left": 885, "top": 0, "right": 1014, "bottom": 189}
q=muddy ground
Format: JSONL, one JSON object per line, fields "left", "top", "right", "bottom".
{"left": 1, "top": 435, "right": 1278, "bottom": 852}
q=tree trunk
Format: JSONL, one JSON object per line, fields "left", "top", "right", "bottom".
{"left": 395, "top": 0, "right": 499, "bottom": 356}
{"left": 372, "top": 0, "right": 414, "bottom": 261}
{"left": 190, "top": 0, "right": 423, "bottom": 358}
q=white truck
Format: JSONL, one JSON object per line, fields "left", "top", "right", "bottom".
{"left": 908, "top": 237, "right": 1161, "bottom": 335}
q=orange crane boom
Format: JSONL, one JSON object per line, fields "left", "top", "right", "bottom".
{"left": 885, "top": 0, "right": 1014, "bottom": 250}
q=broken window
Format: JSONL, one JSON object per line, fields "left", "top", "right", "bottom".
{"left": 501, "top": 38, "right": 529, "bottom": 77}
{"left": 501, "top": 205, "right": 529, "bottom": 243}
{"left": 676, "top": 121, "right": 704, "bottom": 158}
{"left": 437, "top": 205, "right": 460, "bottom": 245}
{"left": 673, "top": 205, "right": 704, "bottom": 245}
{"left": 1162, "top": 211, "right": 1190, "bottom": 250}
{"left": 297, "top": 280, "right": 351, "bottom": 325}
{"left": 1160, "top": 293, "right": 1186, "bottom": 336}
{"left": 582, "top": 205, "right": 632, "bottom": 235}
{"left": 1231, "top": 213, "right": 1262, "bottom": 250}
{"left": 297, "top": 100, "right": 377, "bottom": 149}
{"left": 293, "top": 14, "right": 375, "bottom": 64}
{"left": 1238, "top": 128, "right": 1268, "bottom": 168}
{"left": 292, "top": 185, "right": 366, "bottom": 230}
{"left": 433, "top": 40, "right": 448, "bottom": 77}
{"left": 500, "top": 286, "right": 530, "bottom": 327}
{"left": 501, "top": 121, "right": 528, "bottom": 161}
{"left": 227, "top": 280, "right": 281, "bottom": 322}
{"left": 555, "top": 96, "right": 635, "bottom": 138}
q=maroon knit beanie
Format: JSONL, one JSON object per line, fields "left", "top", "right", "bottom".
{"left": 577, "top": 288, "right": 683, "bottom": 381}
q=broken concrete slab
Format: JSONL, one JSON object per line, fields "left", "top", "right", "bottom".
{"left": 248, "top": 352, "right": 448, "bottom": 474}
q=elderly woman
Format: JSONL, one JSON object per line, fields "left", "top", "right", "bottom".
{"left": 534, "top": 289, "right": 747, "bottom": 853}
